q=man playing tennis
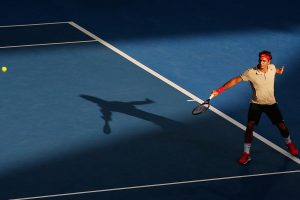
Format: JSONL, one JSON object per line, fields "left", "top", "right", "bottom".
{"left": 211, "top": 50, "right": 298, "bottom": 164}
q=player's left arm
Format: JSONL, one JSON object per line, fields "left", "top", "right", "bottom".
{"left": 276, "top": 66, "right": 284, "bottom": 74}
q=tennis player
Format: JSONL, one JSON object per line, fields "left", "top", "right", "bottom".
{"left": 211, "top": 50, "right": 298, "bottom": 164}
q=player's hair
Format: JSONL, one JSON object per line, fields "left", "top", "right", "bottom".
{"left": 259, "top": 50, "right": 272, "bottom": 60}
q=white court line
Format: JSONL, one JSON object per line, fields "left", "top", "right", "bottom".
{"left": 69, "top": 21, "right": 300, "bottom": 165}
{"left": 0, "top": 21, "right": 97, "bottom": 48}
{"left": 10, "top": 169, "right": 300, "bottom": 200}
{"left": 0, "top": 21, "right": 69, "bottom": 28}
{"left": 0, "top": 40, "right": 97, "bottom": 49}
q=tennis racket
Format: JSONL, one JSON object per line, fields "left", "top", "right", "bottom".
{"left": 192, "top": 95, "right": 214, "bottom": 115}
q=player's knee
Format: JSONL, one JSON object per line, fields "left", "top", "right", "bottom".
{"left": 246, "top": 121, "right": 256, "bottom": 130}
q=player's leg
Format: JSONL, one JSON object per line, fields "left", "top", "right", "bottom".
{"left": 239, "top": 120, "right": 255, "bottom": 164}
{"left": 266, "top": 104, "right": 298, "bottom": 156}
{"left": 239, "top": 103, "right": 261, "bottom": 164}
{"left": 276, "top": 122, "right": 298, "bottom": 156}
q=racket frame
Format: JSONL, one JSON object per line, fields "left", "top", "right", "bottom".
{"left": 192, "top": 95, "right": 214, "bottom": 115}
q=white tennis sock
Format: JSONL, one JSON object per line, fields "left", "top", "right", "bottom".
{"left": 284, "top": 135, "right": 292, "bottom": 144}
{"left": 244, "top": 143, "right": 251, "bottom": 154}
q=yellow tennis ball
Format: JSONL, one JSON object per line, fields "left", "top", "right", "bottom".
{"left": 2, "top": 66, "right": 7, "bottom": 73}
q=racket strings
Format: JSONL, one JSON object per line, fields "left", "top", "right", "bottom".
{"left": 192, "top": 102, "right": 210, "bottom": 115}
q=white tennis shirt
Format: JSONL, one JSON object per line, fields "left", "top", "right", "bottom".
{"left": 240, "top": 64, "right": 277, "bottom": 105}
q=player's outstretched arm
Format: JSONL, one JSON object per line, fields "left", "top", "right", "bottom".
{"left": 211, "top": 76, "right": 242, "bottom": 97}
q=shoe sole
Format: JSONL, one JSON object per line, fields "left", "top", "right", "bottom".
{"left": 239, "top": 157, "right": 251, "bottom": 165}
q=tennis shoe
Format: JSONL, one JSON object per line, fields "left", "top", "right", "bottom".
{"left": 286, "top": 142, "right": 298, "bottom": 156}
{"left": 239, "top": 152, "right": 251, "bottom": 165}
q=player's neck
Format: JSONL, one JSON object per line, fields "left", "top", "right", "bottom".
{"left": 257, "top": 65, "right": 268, "bottom": 73}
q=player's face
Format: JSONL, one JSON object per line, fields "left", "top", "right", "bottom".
{"left": 258, "top": 58, "right": 270, "bottom": 69}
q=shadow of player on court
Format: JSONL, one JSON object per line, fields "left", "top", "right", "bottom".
{"left": 80, "top": 94, "right": 185, "bottom": 134}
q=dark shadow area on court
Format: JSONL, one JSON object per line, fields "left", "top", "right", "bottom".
{"left": 1, "top": 1, "right": 300, "bottom": 42}
{"left": 0, "top": 23, "right": 92, "bottom": 47}
{"left": 49, "top": 167, "right": 300, "bottom": 200}
{"left": 1, "top": 109, "right": 299, "bottom": 199}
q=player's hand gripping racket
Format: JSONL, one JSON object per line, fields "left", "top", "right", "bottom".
{"left": 192, "top": 94, "right": 214, "bottom": 115}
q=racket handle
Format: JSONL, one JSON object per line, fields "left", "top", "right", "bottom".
{"left": 209, "top": 94, "right": 214, "bottom": 100}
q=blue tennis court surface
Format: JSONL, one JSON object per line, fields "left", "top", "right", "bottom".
{"left": 1, "top": 22, "right": 300, "bottom": 200}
